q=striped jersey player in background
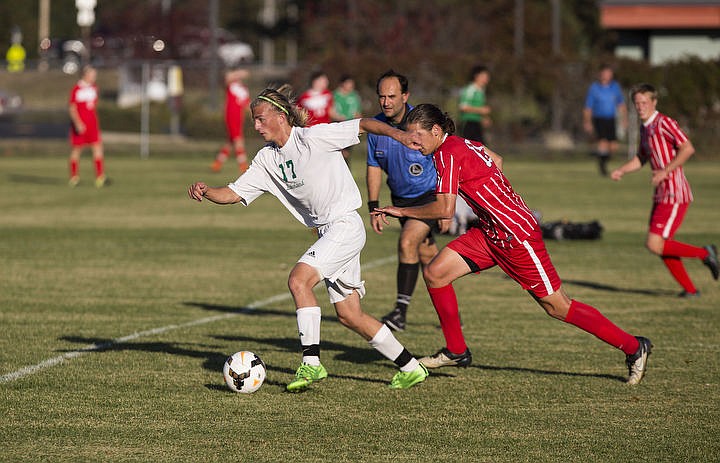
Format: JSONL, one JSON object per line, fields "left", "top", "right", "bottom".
{"left": 374, "top": 103, "right": 653, "bottom": 385}
{"left": 611, "top": 83, "right": 718, "bottom": 297}
{"left": 188, "top": 86, "right": 429, "bottom": 391}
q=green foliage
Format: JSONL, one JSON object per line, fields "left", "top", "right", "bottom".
{"left": 1, "top": 144, "right": 719, "bottom": 462}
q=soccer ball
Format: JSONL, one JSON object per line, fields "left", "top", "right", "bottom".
{"left": 222, "top": 351, "right": 266, "bottom": 393}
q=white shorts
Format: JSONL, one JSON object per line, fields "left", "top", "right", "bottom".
{"left": 297, "top": 211, "right": 366, "bottom": 304}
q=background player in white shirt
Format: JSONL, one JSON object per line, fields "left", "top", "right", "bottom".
{"left": 188, "top": 86, "right": 429, "bottom": 391}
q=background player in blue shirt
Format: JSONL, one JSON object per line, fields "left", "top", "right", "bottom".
{"left": 367, "top": 70, "right": 449, "bottom": 331}
{"left": 583, "top": 64, "right": 627, "bottom": 176}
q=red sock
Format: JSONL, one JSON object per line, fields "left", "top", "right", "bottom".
{"left": 565, "top": 300, "right": 639, "bottom": 355}
{"left": 663, "top": 239, "right": 707, "bottom": 259}
{"left": 94, "top": 158, "right": 104, "bottom": 177}
{"left": 235, "top": 148, "right": 247, "bottom": 164}
{"left": 662, "top": 256, "right": 697, "bottom": 293}
{"left": 427, "top": 285, "right": 467, "bottom": 354}
{"left": 216, "top": 146, "right": 229, "bottom": 162}
{"left": 69, "top": 159, "right": 79, "bottom": 178}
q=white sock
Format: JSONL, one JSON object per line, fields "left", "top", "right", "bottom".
{"left": 369, "top": 324, "right": 419, "bottom": 372}
{"left": 296, "top": 306, "right": 321, "bottom": 366}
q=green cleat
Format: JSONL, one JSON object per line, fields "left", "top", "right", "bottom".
{"left": 389, "top": 364, "right": 428, "bottom": 389}
{"left": 286, "top": 363, "right": 328, "bottom": 392}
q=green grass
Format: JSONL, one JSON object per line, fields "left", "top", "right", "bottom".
{"left": 1, "top": 141, "right": 719, "bottom": 462}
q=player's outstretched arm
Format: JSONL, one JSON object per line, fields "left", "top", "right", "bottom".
{"left": 373, "top": 193, "right": 457, "bottom": 224}
{"left": 358, "top": 118, "right": 414, "bottom": 149}
{"left": 188, "top": 182, "right": 242, "bottom": 204}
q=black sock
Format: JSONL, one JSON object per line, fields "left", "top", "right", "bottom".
{"left": 393, "top": 348, "right": 413, "bottom": 368}
{"left": 396, "top": 262, "right": 419, "bottom": 312}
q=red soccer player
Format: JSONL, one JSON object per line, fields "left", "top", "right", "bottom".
{"left": 68, "top": 65, "right": 106, "bottom": 188}
{"left": 297, "top": 71, "right": 335, "bottom": 126}
{"left": 612, "top": 83, "right": 718, "bottom": 297}
{"left": 212, "top": 69, "right": 251, "bottom": 174}
{"left": 374, "top": 103, "right": 652, "bottom": 385}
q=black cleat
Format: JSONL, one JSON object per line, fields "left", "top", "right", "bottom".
{"left": 678, "top": 290, "right": 701, "bottom": 298}
{"left": 626, "top": 336, "right": 652, "bottom": 385}
{"left": 420, "top": 347, "right": 472, "bottom": 369}
{"left": 703, "top": 244, "right": 719, "bottom": 280}
{"left": 598, "top": 155, "right": 610, "bottom": 177}
{"left": 381, "top": 307, "right": 406, "bottom": 332}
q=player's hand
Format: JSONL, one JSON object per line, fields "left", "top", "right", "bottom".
{"left": 438, "top": 218, "right": 451, "bottom": 234}
{"left": 370, "top": 212, "right": 384, "bottom": 234}
{"left": 651, "top": 169, "right": 668, "bottom": 186}
{"left": 188, "top": 182, "right": 208, "bottom": 201}
{"left": 583, "top": 120, "right": 593, "bottom": 135}
{"left": 395, "top": 131, "right": 417, "bottom": 150}
{"left": 75, "top": 122, "right": 86, "bottom": 134}
{"left": 371, "top": 206, "right": 404, "bottom": 226}
{"left": 610, "top": 169, "right": 623, "bottom": 181}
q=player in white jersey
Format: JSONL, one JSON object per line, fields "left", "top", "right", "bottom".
{"left": 188, "top": 86, "right": 429, "bottom": 391}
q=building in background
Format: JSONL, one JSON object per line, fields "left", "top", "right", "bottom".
{"left": 600, "top": 0, "right": 720, "bottom": 64}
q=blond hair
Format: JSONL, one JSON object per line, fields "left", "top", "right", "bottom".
{"left": 251, "top": 85, "right": 310, "bottom": 127}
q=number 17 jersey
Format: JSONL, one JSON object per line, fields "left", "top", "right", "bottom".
{"left": 227, "top": 119, "right": 362, "bottom": 227}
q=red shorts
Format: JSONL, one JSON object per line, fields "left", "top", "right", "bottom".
{"left": 447, "top": 227, "right": 562, "bottom": 298}
{"left": 70, "top": 119, "right": 100, "bottom": 146}
{"left": 648, "top": 202, "right": 688, "bottom": 239}
{"left": 225, "top": 113, "right": 245, "bottom": 142}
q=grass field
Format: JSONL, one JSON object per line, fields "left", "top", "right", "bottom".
{"left": 1, "top": 139, "right": 719, "bottom": 462}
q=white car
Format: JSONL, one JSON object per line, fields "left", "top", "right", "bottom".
{"left": 0, "top": 90, "right": 23, "bottom": 119}
{"left": 217, "top": 42, "right": 254, "bottom": 66}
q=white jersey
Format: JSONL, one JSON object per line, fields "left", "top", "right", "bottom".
{"left": 228, "top": 119, "right": 362, "bottom": 227}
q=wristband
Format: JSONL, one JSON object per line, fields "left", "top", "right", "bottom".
{"left": 368, "top": 200, "right": 379, "bottom": 213}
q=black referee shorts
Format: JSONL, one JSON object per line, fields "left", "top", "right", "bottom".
{"left": 592, "top": 117, "right": 617, "bottom": 141}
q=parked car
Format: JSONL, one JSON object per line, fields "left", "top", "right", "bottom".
{"left": 0, "top": 90, "right": 23, "bottom": 120}
{"left": 176, "top": 27, "right": 254, "bottom": 66}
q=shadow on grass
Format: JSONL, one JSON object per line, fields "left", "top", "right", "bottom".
{"left": 563, "top": 279, "right": 675, "bottom": 297}
{"left": 183, "top": 301, "right": 340, "bottom": 324}
{"left": 59, "top": 335, "right": 295, "bottom": 389}
{"left": 8, "top": 173, "right": 66, "bottom": 185}
{"left": 470, "top": 363, "right": 626, "bottom": 383}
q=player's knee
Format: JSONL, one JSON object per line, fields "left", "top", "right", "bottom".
{"left": 645, "top": 240, "right": 663, "bottom": 255}
{"left": 422, "top": 263, "right": 446, "bottom": 287}
{"left": 398, "top": 236, "right": 420, "bottom": 256}
{"left": 287, "top": 275, "right": 309, "bottom": 298}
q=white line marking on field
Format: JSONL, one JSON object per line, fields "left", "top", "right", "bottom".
{"left": 0, "top": 256, "right": 396, "bottom": 384}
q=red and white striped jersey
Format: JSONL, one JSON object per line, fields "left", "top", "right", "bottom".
{"left": 434, "top": 135, "right": 538, "bottom": 247}
{"left": 639, "top": 111, "right": 693, "bottom": 204}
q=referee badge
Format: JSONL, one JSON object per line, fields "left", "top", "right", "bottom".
{"left": 408, "top": 163, "right": 423, "bottom": 176}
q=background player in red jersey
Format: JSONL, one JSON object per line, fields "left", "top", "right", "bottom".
{"left": 68, "top": 65, "right": 106, "bottom": 188}
{"left": 212, "top": 68, "right": 251, "bottom": 174}
{"left": 374, "top": 103, "right": 652, "bottom": 385}
{"left": 611, "top": 83, "right": 718, "bottom": 297}
{"left": 297, "top": 71, "right": 336, "bottom": 126}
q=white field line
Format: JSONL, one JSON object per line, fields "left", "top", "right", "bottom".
{"left": 0, "top": 256, "right": 396, "bottom": 384}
